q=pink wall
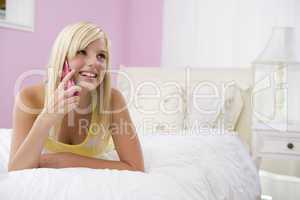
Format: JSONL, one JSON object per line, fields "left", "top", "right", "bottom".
{"left": 125, "top": 0, "right": 163, "bottom": 67}
{"left": 0, "top": 0, "right": 163, "bottom": 128}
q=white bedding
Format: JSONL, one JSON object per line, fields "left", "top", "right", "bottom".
{"left": 0, "top": 129, "right": 260, "bottom": 200}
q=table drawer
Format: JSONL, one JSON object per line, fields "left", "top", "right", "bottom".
{"left": 261, "top": 139, "right": 300, "bottom": 154}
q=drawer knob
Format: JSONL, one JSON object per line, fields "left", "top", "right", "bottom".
{"left": 287, "top": 143, "right": 294, "bottom": 149}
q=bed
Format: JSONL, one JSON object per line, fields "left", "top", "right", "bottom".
{"left": 0, "top": 67, "right": 260, "bottom": 200}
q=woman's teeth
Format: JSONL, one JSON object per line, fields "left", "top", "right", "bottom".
{"left": 79, "top": 71, "right": 97, "bottom": 78}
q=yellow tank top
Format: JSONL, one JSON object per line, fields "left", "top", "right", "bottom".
{"left": 43, "top": 111, "right": 115, "bottom": 158}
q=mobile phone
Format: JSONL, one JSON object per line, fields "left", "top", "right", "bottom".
{"left": 61, "top": 59, "right": 79, "bottom": 96}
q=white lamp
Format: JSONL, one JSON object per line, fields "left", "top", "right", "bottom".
{"left": 254, "top": 27, "right": 297, "bottom": 64}
{"left": 253, "top": 26, "right": 300, "bottom": 131}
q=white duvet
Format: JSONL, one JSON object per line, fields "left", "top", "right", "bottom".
{"left": 0, "top": 129, "right": 260, "bottom": 200}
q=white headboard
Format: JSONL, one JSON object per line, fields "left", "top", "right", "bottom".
{"left": 116, "top": 66, "right": 254, "bottom": 148}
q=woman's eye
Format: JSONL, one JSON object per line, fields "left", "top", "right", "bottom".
{"left": 77, "top": 50, "right": 87, "bottom": 55}
{"left": 97, "top": 53, "right": 106, "bottom": 61}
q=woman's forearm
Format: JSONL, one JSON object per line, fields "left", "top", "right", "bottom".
{"left": 59, "top": 153, "right": 144, "bottom": 172}
{"left": 8, "top": 113, "right": 54, "bottom": 171}
{"left": 73, "top": 157, "right": 142, "bottom": 171}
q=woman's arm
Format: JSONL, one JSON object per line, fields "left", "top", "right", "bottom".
{"left": 39, "top": 152, "right": 143, "bottom": 171}
{"left": 8, "top": 87, "right": 53, "bottom": 171}
{"left": 109, "top": 89, "right": 145, "bottom": 171}
{"left": 8, "top": 71, "right": 81, "bottom": 171}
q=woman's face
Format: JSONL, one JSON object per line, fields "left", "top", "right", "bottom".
{"left": 68, "top": 38, "right": 108, "bottom": 91}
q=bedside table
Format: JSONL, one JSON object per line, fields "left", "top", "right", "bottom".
{"left": 252, "top": 122, "right": 300, "bottom": 168}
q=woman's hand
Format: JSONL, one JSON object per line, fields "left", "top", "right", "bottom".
{"left": 40, "top": 69, "right": 82, "bottom": 124}
{"left": 39, "top": 152, "right": 77, "bottom": 168}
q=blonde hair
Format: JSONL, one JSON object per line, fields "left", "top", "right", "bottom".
{"left": 45, "top": 21, "right": 112, "bottom": 148}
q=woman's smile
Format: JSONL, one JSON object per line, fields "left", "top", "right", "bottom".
{"left": 79, "top": 71, "right": 98, "bottom": 78}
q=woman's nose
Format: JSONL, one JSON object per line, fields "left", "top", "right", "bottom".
{"left": 85, "top": 56, "right": 100, "bottom": 67}
{"left": 85, "top": 57, "right": 95, "bottom": 67}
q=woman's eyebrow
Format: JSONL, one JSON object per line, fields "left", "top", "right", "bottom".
{"left": 98, "top": 49, "right": 108, "bottom": 54}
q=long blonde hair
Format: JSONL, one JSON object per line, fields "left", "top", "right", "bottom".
{"left": 45, "top": 21, "right": 112, "bottom": 145}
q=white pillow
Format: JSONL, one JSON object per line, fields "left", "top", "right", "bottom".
{"left": 187, "top": 82, "right": 244, "bottom": 131}
{"left": 215, "top": 84, "right": 244, "bottom": 130}
{"left": 117, "top": 68, "right": 185, "bottom": 134}
{"left": 187, "top": 82, "right": 221, "bottom": 129}
{"left": 0, "top": 129, "right": 12, "bottom": 172}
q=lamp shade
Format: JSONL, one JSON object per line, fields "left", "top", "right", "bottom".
{"left": 254, "top": 27, "right": 298, "bottom": 64}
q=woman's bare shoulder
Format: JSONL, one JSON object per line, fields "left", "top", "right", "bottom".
{"left": 16, "top": 82, "right": 45, "bottom": 113}
{"left": 111, "top": 88, "right": 128, "bottom": 111}
{"left": 111, "top": 88, "right": 125, "bottom": 102}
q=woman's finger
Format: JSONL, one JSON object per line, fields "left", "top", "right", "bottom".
{"left": 58, "top": 69, "right": 77, "bottom": 89}
{"left": 64, "top": 85, "right": 82, "bottom": 98}
{"left": 57, "top": 96, "right": 80, "bottom": 113}
{"left": 57, "top": 90, "right": 80, "bottom": 105}
{"left": 64, "top": 95, "right": 80, "bottom": 105}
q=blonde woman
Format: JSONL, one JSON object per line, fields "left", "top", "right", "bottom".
{"left": 8, "top": 22, "right": 144, "bottom": 172}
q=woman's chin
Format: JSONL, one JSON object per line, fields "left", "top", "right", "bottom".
{"left": 77, "top": 80, "right": 98, "bottom": 91}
